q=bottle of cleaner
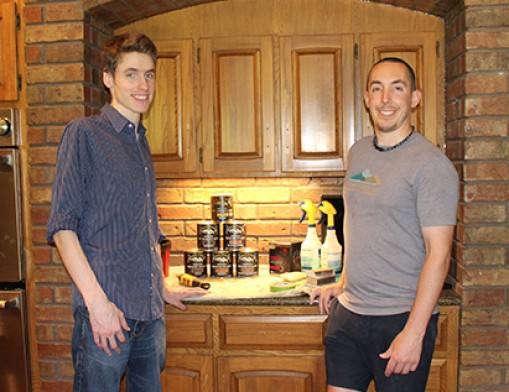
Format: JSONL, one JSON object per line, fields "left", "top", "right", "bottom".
{"left": 299, "top": 199, "right": 322, "bottom": 273}
{"left": 319, "top": 200, "right": 343, "bottom": 281}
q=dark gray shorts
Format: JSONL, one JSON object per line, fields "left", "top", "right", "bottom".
{"left": 324, "top": 301, "right": 438, "bottom": 392}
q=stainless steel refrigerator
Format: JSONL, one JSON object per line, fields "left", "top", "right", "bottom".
{"left": 0, "top": 108, "right": 30, "bottom": 391}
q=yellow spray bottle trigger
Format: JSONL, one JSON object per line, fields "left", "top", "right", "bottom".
{"left": 319, "top": 200, "right": 337, "bottom": 227}
{"left": 299, "top": 199, "right": 319, "bottom": 225}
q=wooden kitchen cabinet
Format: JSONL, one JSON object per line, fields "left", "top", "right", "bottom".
{"left": 127, "top": 1, "right": 445, "bottom": 178}
{"left": 143, "top": 39, "right": 197, "bottom": 176}
{"left": 164, "top": 305, "right": 327, "bottom": 392}
{"left": 200, "top": 36, "right": 276, "bottom": 175}
{"left": 280, "top": 35, "right": 355, "bottom": 173}
{"left": 163, "top": 354, "right": 214, "bottom": 392}
{"left": 164, "top": 304, "right": 458, "bottom": 392}
{"left": 0, "top": 1, "right": 18, "bottom": 101}
{"left": 359, "top": 32, "right": 441, "bottom": 147}
{"left": 218, "top": 355, "right": 324, "bottom": 392}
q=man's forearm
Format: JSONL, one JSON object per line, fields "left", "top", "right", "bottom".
{"left": 53, "top": 230, "right": 107, "bottom": 307}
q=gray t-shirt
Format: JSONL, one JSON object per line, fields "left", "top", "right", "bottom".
{"left": 339, "top": 131, "right": 459, "bottom": 315}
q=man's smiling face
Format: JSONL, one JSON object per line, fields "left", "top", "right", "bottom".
{"left": 364, "top": 61, "right": 421, "bottom": 135}
{"left": 103, "top": 52, "right": 156, "bottom": 124}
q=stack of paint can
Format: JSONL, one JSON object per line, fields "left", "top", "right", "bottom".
{"left": 184, "top": 193, "right": 259, "bottom": 278}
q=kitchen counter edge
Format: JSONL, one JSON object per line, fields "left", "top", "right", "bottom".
{"left": 175, "top": 288, "right": 461, "bottom": 307}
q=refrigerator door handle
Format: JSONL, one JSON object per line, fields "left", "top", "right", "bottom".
{"left": 0, "top": 297, "right": 20, "bottom": 309}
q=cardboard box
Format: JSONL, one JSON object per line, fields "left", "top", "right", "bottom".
{"left": 269, "top": 241, "right": 302, "bottom": 274}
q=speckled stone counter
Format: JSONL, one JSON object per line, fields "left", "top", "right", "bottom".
{"left": 180, "top": 288, "right": 461, "bottom": 307}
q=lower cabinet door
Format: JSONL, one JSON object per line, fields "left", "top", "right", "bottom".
{"left": 163, "top": 354, "right": 214, "bottom": 392}
{"left": 218, "top": 355, "right": 326, "bottom": 392}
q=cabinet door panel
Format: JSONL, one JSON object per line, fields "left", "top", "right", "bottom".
{"left": 144, "top": 39, "right": 196, "bottom": 176}
{"left": 166, "top": 313, "right": 213, "bottom": 348}
{"left": 281, "top": 35, "right": 354, "bottom": 172}
{"left": 201, "top": 36, "right": 275, "bottom": 173}
{"left": 0, "top": 1, "right": 18, "bottom": 101}
{"left": 218, "top": 356, "right": 325, "bottom": 392}
{"left": 164, "top": 354, "right": 213, "bottom": 392}
{"left": 220, "top": 314, "right": 327, "bottom": 350}
{"left": 360, "top": 32, "right": 439, "bottom": 145}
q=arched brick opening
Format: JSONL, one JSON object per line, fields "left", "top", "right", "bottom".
{"left": 24, "top": 1, "right": 508, "bottom": 391}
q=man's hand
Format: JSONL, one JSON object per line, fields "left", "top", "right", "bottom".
{"left": 309, "top": 284, "right": 343, "bottom": 315}
{"left": 163, "top": 283, "right": 208, "bottom": 311}
{"left": 379, "top": 328, "right": 424, "bottom": 377}
{"left": 87, "top": 296, "right": 130, "bottom": 356}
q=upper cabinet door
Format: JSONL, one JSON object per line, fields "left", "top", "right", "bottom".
{"left": 144, "top": 39, "right": 196, "bottom": 177}
{"left": 360, "top": 32, "right": 438, "bottom": 146}
{"left": 0, "top": 1, "right": 18, "bottom": 101}
{"left": 201, "top": 36, "right": 275, "bottom": 174}
{"left": 280, "top": 35, "right": 355, "bottom": 173}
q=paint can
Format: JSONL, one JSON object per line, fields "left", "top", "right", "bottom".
{"left": 223, "top": 221, "right": 246, "bottom": 250}
{"left": 184, "top": 248, "right": 207, "bottom": 278}
{"left": 197, "top": 221, "right": 219, "bottom": 250}
{"left": 211, "top": 250, "right": 233, "bottom": 278}
{"left": 211, "top": 194, "right": 234, "bottom": 222}
{"left": 235, "top": 247, "right": 259, "bottom": 278}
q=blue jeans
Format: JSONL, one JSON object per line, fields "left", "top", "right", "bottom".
{"left": 72, "top": 306, "right": 166, "bottom": 392}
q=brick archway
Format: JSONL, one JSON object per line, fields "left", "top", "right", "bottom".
{"left": 24, "top": 0, "right": 509, "bottom": 391}
{"left": 84, "top": 0, "right": 460, "bottom": 28}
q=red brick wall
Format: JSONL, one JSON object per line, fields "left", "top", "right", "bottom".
{"left": 156, "top": 178, "right": 342, "bottom": 266}
{"left": 22, "top": 0, "right": 508, "bottom": 391}
{"left": 445, "top": 1, "right": 509, "bottom": 391}
{"left": 24, "top": 1, "right": 111, "bottom": 390}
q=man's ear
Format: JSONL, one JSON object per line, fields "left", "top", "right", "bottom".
{"left": 363, "top": 90, "right": 370, "bottom": 109}
{"left": 103, "top": 71, "right": 113, "bottom": 89}
{"left": 411, "top": 89, "right": 422, "bottom": 109}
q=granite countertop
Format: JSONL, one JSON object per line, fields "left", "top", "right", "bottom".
{"left": 179, "top": 289, "right": 461, "bottom": 307}
{"left": 166, "top": 266, "right": 461, "bottom": 307}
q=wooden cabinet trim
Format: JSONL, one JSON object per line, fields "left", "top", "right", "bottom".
{"left": 0, "top": 1, "right": 18, "bottom": 101}
{"left": 145, "top": 39, "right": 196, "bottom": 176}
{"left": 218, "top": 355, "right": 326, "bottom": 392}
{"left": 219, "top": 314, "right": 327, "bottom": 350}
{"left": 201, "top": 36, "right": 276, "bottom": 174}
{"left": 280, "top": 34, "right": 355, "bottom": 173}
{"left": 166, "top": 313, "right": 213, "bottom": 348}
{"left": 165, "top": 354, "right": 214, "bottom": 392}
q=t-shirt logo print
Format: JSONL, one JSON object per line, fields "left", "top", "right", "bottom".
{"left": 349, "top": 169, "right": 380, "bottom": 185}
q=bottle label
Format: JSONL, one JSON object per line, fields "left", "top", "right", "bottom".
{"left": 301, "top": 249, "right": 321, "bottom": 270}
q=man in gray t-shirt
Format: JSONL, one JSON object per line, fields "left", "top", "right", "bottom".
{"left": 311, "top": 58, "right": 458, "bottom": 392}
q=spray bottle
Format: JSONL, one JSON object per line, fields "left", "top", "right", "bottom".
{"left": 299, "top": 200, "right": 322, "bottom": 272}
{"left": 318, "top": 200, "right": 343, "bottom": 280}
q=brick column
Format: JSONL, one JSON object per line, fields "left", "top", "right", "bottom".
{"left": 24, "top": 1, "right": 111, "bottom": 389}
{"left": 446, "top": 1, "right": 509, "bottom": 390}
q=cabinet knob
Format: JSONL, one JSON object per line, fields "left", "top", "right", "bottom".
{"left": 0, "top": 117, "right": 11, "bottom": 136}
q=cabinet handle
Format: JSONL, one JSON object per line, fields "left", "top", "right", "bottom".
{"left": 0, "top": 297, "right": 20, "bottom": 310}
{"left": 0, "top": 154, "right": 12, "bottom": 168}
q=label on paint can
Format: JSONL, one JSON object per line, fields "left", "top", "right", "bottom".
{"left": 211, "top": 194, "right": 234, "bottom": 222}
{"left": 211, "top": 250, "right": 232, "bottom": 278}
{"left": 184, "top": 249, "right": 207, "bottom": 277}
{"left": 197, "top": 221, "right": 219, "bottom": 250}
{"left": 224, "top": 221, "right": 246, "bottom": 250}
{"left": 236, "top": 247, "right": 259, "bottom": 277}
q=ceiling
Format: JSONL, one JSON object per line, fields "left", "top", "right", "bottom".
{"left": 84, "top": 0, "right": 462, "bottom": 29}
